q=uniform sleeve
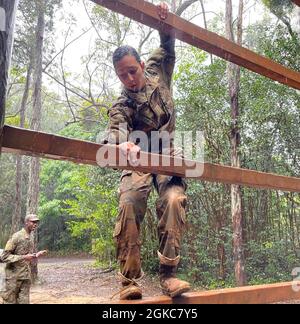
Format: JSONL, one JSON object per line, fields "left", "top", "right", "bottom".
{"left": 1, "top": 236, "right": 24, "bottom": 264}
{"left": 146, "top": 32, "right": 175, "bottom": 89}
{"left": 101, "top": 98, "right": 134, "bottom": 145}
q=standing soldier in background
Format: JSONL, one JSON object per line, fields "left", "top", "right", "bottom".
{"left": 0, "top": 214, "right": 47, "bottom": 304}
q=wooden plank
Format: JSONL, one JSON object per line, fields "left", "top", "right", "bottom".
{"left": 90, "top": 0, "right": 300, "bottom": 91}
{"left": 292, "top": 0, "right": 300, "bottom": 6}
{"left": 2, "top": 125, "right": 300, "bottom": 192}
{"left": 117, "top": 281, "right": 300, "bottom": 304}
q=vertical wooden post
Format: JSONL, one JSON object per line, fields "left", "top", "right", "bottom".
{"left": 0, "top": 0, "right": 19, "bottom": 151}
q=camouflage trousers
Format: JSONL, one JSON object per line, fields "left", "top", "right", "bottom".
{"left": 114, "top": 171, "right": 187, "bottom": 281}
{"left": 1, "top": 278, "right": 31, "bottom": 304}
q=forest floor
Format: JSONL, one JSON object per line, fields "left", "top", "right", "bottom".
{"left": 0, "top": 256, "right": 162, "bottom": 304}
{"left": 1, "top": 257, "right": 299, "bottom": 304}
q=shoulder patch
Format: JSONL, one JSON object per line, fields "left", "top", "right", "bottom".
{"left": 4, "top": 239, "right": 15, "bottom": 252}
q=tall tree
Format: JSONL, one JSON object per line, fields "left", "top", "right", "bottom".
{"left": 10, "top": 55, "right": 33, "bottom": 234}
{"left": 225, "top": 0, "right": 246, "bottom": 286}
{"left": 26, "top": 0, "right": 47, "bottom": 216}
{"left": 262, "top": 0, "right": 298, "bottom": 39}
{"left": 26, "top": 0, "right": 46, "bottom": 282}
{"left": 10, "top": 0, "right": 61, "bottom": 234}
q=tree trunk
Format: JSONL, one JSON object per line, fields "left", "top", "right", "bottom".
{"left": 26, "top": 0, "right": 45, "bottom": 282}
{"left": 225, "top": 0, "right": 246, "bottom": 286}
{"left": 0, "top": 0, "right": 19, "bottom": 149}
{"left": 216, "top": 209, "right": 227, "bottom": 280}
{"left": 10, "top": 59, "right": 33, "bottom": 234}
{"left": 26, "top": 0, "right": 45, "bottom": 214}
{"left": 199, "top": 0, "right": 213, "bottom": 64}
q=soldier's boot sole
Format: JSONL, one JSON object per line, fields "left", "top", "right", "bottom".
{"left": 162, "top": 284, "right": 191, "bottom": 298}
{"left": 119, "top": 285, "right": 142, "bottom": 300}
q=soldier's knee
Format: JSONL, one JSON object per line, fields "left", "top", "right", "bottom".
{"left": 163, "top": 187, "right": 187, "bottom": 207}
{"left": 121, "top": 190, "right": 147, "bottom": 204}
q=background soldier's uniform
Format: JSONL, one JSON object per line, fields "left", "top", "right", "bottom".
{"left": 105, "top": 33, "right": 189, "bottom": 295}
{"left": 1, "top": 228, "right": 34, "bottom": 304}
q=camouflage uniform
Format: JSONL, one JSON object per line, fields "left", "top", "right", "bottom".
{"left": 105, "top": 33, "right": 188, "bottom": 284}
{"left": 1, "top": 228, "right": 34, "bottom": 304}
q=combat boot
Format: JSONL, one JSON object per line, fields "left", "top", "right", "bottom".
{"left": 117, "top": 272, "right": 143, "bottom": 300}
{"left": 119, "top": 284, "right": 142, "bottom": 300}
{"left": 160, "top": 265, "right": 191, "bottom": 298}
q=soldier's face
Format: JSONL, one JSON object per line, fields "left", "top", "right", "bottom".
{"left": 115, "top": 55, "right": 146, "bottom": 92}
{"left": 26, "top": 220, "right": 39, "bottom": 232}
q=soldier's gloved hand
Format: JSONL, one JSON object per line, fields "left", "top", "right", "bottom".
{"left": 118, "top": 141, "right": 140, "bottom": 166}
{"left": 157, "top": 2, "right": 169, "bottom": 20}
{"left": 23, "top": 254, "right": 37, "bottom": 262}
{"left": 36, "top": 250, "right": 48, "bottom": 258}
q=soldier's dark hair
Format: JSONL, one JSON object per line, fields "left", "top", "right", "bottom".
{"left": 113, "top": 45, "right": 141, "bottom": 68}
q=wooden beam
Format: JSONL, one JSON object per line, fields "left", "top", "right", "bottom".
{"left": 292, "top": 0, "right": 300, "bottom": 7}
{"left": 90, "top": 0, "right": 300, "bottom": 91}
{"left": 117, "top": 281, "right": 300, "bottom": 304}
{"left": 2, "top": 125, "right": 300, "bottom": 192}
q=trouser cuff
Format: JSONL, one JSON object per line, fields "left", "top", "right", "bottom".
{"left": 119, "top": 271, "right": 144, "bottom": 286}
{"left": 157, "top": 251, "right": 180, "bottom": 266}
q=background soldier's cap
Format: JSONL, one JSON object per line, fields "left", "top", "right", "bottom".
{"left": 25, "top": 214, "right": 40, "bottom": 222}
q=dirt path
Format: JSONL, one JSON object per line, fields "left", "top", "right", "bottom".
{"left": 28, "top": 257, "right": 161, "bottom": 304}
{"left": 2, "top": 258, "right": 299, "bottom": 304}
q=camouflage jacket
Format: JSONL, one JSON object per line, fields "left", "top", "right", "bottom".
{"left": 104, "top": 33, "right": 176, "bottom": 154}
{"left": 1, "top": 228, "right": 34, "bottom": 280}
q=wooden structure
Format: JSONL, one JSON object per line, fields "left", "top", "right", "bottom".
{"left": 2, "top": 125, "right": 300, "bottom": 192}
{"left": 117, "top": 282, "right": 300, "bottom": 304}
{"left": 1, "top": 0, "right": 300, "bottom": 304}
{"left": 92, "top": 0, "right": 300, "bottom": 91}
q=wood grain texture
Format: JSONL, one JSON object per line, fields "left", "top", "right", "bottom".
{"left": 116, "top": 281, "right": 300, "bottom": 304}
{"left": 2, "top": 125, "right": 300, "bottom": 192}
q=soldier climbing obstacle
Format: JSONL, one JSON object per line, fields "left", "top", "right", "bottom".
{"left": 103, "top": 2, "right": 191, "bottom": 300}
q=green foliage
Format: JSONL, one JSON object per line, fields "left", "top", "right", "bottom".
{"left": 140, "top": 193, "right": 160, "bottom": 273}
{"left": 65, "top": 166, "right": 119, "bottom": 266}
{"left": 38, "top": 159, "right": 86, "bottom": 252}
{"left": 0, "top": 155, "right": 17, "bottom": 246}
{"left": 262, "top": 0, "right": 294, "bottom": 16}
{"left": 172, "top": 19, "right": 300, "bottom": 288}
{"left": 2, "top": 1, "right": 300, "bottom": 291}
{"left": 246, "top": 233, "right": 299, "bottom": 284}
{"left": 38, "top": 124, "right": 98, "bottom": 252}
{"left": 175, "top": 47, "right": 230, "bottom": 164}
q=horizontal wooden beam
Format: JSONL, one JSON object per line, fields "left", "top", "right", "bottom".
{"left": 91, "top": 0, "right": 300, "bottom": 91}
{"left": 2, "top": 125, "right": 300, "bottom": 192}
{"left": 117, "top": 281, "right": 300, "bottom": 304}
